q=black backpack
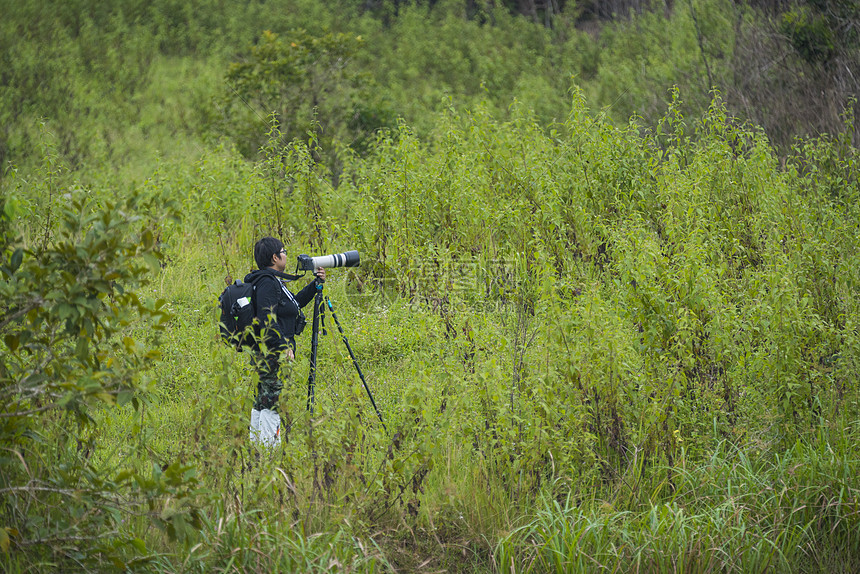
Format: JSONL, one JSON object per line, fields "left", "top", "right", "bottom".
{"left": 218, "top": 279, "right": 258, "bottom": 350}
{"left": 218, "top": 270, "right": 306, "bottom": 351}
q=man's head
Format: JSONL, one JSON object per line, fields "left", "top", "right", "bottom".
{"left": 254, "top": 237, "right": 286, "bottom": 269}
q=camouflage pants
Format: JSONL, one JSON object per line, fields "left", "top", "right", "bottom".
{"left": 252, "top": 351, "right": 288, "bottom": 411}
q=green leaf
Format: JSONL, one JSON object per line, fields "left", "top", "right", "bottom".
{"left": 0, "top": 527, "right": 10, "bottom": 553}
{"left": 117, "top": 390, "right": 134, "bottom": 406}
{"left": 131, "top": 538, "right": 147, "bottom": 553}
{"left": 141, "top": 229, "right": 154, "bottom": 248}
{"left": 57, "top": 303, "right": 75, "bottom": 320}
{"left": 4, "top": 335, "right": 18, "bottom": 353}
{"left": 58, "top": 391, "right": 77, "bottom": 408}
{"left": 75, "top": 336, "right": 89, "bottom": 359}
{"left": 3, "top": 194, "right": 19, "bottom": 218}
{"left": 142, "top": 252, "right": 160, "bottom": 272}
{"left": 115, "top": 470, "right": 134, "bottom": 483}
{"left": 10, "top": 248, "right": 23, "bottom": 272}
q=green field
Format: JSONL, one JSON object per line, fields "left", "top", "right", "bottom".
{"left": 2, "top": 0, "right": 859, "bottom": 571}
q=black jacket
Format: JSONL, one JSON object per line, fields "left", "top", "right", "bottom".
{"left": 244, "top": 268, "right": 317, "bottom": 353}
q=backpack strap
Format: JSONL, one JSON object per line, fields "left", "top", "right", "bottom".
{"left": 246, "top": 269, "right": 305, "bottom": 285}
{"left": 273, "top": 270, "right": 305, "bottom": 282}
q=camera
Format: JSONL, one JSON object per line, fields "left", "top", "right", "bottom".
{"left": 297, "top": 250, "right": 360, "bottom": 271}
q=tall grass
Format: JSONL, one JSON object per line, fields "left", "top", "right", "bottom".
{"left": 496, "top": 438, "right": 860, "bottom": 573}
{"left": 2, "top": 13, "right": 859, "bottom": 567}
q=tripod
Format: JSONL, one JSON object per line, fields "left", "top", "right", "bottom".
{"left": 305, "top": 277, "right": 387, "bottom": 432}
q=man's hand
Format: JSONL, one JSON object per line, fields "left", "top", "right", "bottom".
{"left": 314, "top": 266, "right": 326, "bottom": 281}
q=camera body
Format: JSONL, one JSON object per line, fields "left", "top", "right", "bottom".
{"left": 297, "top": 250, "right": 360, "bottom": 271}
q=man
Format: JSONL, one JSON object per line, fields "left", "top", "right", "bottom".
{"left": 245, "top": 237, "right": 325, "bottom": 445}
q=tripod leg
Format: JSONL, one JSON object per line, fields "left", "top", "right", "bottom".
{"left": 325, "top": 297, "right": 387, "bottom": 432}
{"left": 306, "top": 279, "right": 324, "bottom": 414}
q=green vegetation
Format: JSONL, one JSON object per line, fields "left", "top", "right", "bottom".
{"left": 2, "top": 0, "right": 859, "bottom": 571}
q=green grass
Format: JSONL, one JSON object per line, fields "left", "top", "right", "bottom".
{"left": 2, "top": 15, "right": 859, "bottom": 566}
{"left": 495, "top": 438, "right": 860, "bottom": 573}
{"left": 64, "top": 230, "right": 858, "bottom": 572}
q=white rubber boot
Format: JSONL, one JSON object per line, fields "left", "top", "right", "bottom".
{"left": 249, "top": 409, "right": 261, "bottom": 443}
{"left": 258, "top": 408, "right": 281, "bottom": 447}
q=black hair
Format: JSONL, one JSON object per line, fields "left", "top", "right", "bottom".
{"left": 254, "top": 237, "right": 284, "bottom": 269}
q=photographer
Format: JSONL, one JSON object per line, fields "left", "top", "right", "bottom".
{"left": 246, "top": 236, "right": 325, "bottom": 445}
